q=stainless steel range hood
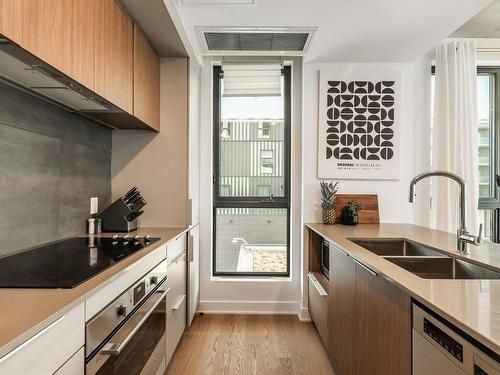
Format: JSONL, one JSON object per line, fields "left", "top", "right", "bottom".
{"left": 0, "top": 38, "right": 154, "bottom": 130}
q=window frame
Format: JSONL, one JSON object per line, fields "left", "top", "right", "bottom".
{"left": 212, "top": 64, "right": 292, "bottom": 277}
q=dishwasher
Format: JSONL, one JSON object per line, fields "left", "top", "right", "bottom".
{"left": 413, "top": 303, "right": 499, "bottom": 375}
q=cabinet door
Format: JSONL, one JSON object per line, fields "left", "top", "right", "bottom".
{"left": 95, "top": 0, "right": 133, "bottom": 113}
{"left": 355, "top": 259, "right": 411, "bottom": 375}
{"left": 308, "top": 273, "right": 330, "bottom": 349}
{"left": 329, "top": 245, "right": 356, "bottom": 375}
{"left": 0, "top": 0, "right": 23, "bottom": 42}
{"left": 71, "top": 0, "right": 95, "bottom": 89}
{"left": 133, "top": 24, "right": 160, "bottom": 130}
{"left": 187, "top": 225, "right": 200, "bottom": 327}
{"left": 166, "top": 252, "right": 187, "bottom": 366}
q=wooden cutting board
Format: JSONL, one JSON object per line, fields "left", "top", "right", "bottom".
{"left": 334, "top": 194, "right": 380, "bottom": 224}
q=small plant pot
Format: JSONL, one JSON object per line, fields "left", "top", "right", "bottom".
{"left": 322, "top": 207, "right": 336, "bottom": 225}
{"left": 342, "top": 214, "right": 358, "bottom": 226}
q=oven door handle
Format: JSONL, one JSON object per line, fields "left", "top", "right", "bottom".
{"left": 99, "top": 286, "right": 170, "bottom": 356}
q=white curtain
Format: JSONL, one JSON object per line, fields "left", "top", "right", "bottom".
{"left": 432, "top": 40, "right": 479, "bottom": 234}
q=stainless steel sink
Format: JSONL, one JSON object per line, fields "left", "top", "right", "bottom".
{"left": 349, "top": 238, "right": 446, "bottom": 257}
{"left": 383, "top": 256, "right": 500, "bottom": 279}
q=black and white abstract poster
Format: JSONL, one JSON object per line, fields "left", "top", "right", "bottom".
{"left": 317, "top": 69, "right": 401, "bottom": 179}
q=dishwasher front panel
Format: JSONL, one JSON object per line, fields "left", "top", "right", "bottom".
{"left": 413, "top": 303, "right": 500, "bottom": 375}
{"left": 413, "top": 329, "right": 466, "bottom": 375}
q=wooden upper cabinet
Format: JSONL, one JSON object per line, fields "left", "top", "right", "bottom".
{"left": 94, "top": 0, "right": 134, "bottom": 113}
{"left": 0, "top": 0, "right": 94, "bottom": 90}
{"left": 0, "top": 0, "right": 23, "bottom": 42}
{"left": 133, "top": 24, "right": 160, "bottom": 131}
{"left": 71, "top": 0, "right": 95, "bottom": 89}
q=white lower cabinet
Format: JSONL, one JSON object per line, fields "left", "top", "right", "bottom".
{"left": 0, "top": 302, "right": 84, "bottom": 375}
{"left": 54, "top": 347, "right": 84, "bottom": 375}
{"left": 166, "top": 251, "right": 187, "bottom": 366}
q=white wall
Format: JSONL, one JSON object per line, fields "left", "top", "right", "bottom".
{"left": 302, "top": 58, "right": 432, "bottom": 225}
{"left": 198, "top": 57, "right": 305, "bottom": 316}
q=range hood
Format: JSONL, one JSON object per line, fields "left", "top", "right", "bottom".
{"left": 0, "top": 38, "right": 153, "bottom": 130}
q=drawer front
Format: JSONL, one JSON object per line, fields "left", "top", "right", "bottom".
{"left": 86, "top": 244, "right": 166, "bottom": 320}
{"left": 165, "top": 292, "right": 186, "bottom": 365}
{"left": 54, "top": 347, "right": 84, "bottom": 375}
{"left": 165, "top": 251, "right": 187, "bottom": 365}
{"left": 0, "top": 303, "right": 84, "bottom": 375}
{"left": 308, "top": 274, "right": 330, "bottom": 348}
{"left": 167, "top": 234, "right": 186, "bottom": 266}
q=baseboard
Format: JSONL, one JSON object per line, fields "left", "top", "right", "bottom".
{"left": 198, "top": 300, "right": 302, "bottom": 317}
{"left": 298, "top": 305, "right": 311, "bottom": 321}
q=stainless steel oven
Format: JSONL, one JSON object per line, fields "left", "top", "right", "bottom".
{"left": 86, "top": 259, "right": 168, "bottom": 375}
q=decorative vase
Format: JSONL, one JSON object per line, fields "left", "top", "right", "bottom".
{"left": 342, "top": 214, "right": 358, "bottom": 226}
{"left": 322, "top": 207, "right": 336, "bottom": 225}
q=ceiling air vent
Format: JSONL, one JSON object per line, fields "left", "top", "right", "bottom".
{"left": 197, "top": 27, "right": 316, "bottom": 55}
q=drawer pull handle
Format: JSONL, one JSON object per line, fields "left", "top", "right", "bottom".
{"left": 308, "top": 273, "right": 328, "bottom": 297}
{"left": 354, "top": 259, "right": 377, "bottom": 276}
{"left": 0, "top": 315, "right": 65, "bottom": 364}
{"left": 171, "top": 294, "right": 186, "bottom": 310}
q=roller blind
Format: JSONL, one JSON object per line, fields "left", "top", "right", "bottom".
{"left": 222, "top": 63, "right": 282, "bottom": 97}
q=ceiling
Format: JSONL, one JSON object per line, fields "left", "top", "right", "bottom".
{"left": 174, "top": 0, "right": 493, "bottom": 62}
{"left": 451, "top": 0, "right": 500, "bottom": 38}
{"left": 120, "top": 0, "right": 188, "bottom": 57}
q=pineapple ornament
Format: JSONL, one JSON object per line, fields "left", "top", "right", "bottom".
{"left": 320, "top": 180, "right": 339, "bottom": 225}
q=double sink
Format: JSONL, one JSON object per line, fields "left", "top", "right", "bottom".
{"left": 349, "top": 238, "right": 500, "bottom": 280}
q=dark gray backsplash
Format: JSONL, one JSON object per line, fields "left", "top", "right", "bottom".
{"left": 0, "top": 82, "right": 111, "bottom": 256}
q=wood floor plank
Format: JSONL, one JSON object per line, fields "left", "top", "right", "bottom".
{"left": 166, "top": 314, "right": 335, "bottom": 375}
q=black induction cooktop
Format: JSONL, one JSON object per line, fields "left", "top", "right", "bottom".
{"left": 0, "top": 236, "right": 160, "bottom": 288}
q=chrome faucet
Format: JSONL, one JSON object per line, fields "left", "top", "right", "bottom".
{"left": 409, "top": 170, "right": 482, "bottom": 254}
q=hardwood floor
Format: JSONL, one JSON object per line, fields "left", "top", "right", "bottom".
{"left": 166, "top": 314, "right": 335, "bottom": 375}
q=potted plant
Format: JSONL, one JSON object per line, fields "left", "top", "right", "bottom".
{"left": 341, "top": 201, "right": 361, "bottom": 225}
{"left": 320, "top": 180, "right": 339, "bottom": 225}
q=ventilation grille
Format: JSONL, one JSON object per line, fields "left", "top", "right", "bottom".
{"left": 205, "top": 32, "right": 309, "bottom": 52}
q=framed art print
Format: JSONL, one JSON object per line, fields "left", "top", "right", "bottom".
{"left": 317, "top": 68, "right": 401, "bottom": 180}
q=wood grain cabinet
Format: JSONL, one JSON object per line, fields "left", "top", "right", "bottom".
{"left": 354, "top": 259, "right": 411, "bottom": 375}
{"left": 0, "top": 0, "right": 95, "bottom": 89}
{"left": 307, "top": 235, "right": 412, "bottom": 375}
{"left": 133, "top": 24, "right": 160, "bottom": 131}
{"left": 94, "top": 0, "right": 134, "bottom": 113}
{"left": 329, "top": 244, "right": 356, "bottom": 375}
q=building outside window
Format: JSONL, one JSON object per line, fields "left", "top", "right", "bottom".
{"left": 258, "top": 122, "right": 272, "bottom": 138}
{"left": 257, "top": 184, "right": 271, "bottom": 196}
{"left": 260, "top": 150, "right": 274, "bottom": 174}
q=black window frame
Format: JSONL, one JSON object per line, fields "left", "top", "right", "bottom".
{"left": 212, "top": 64, "right": 292, "bottom": 277}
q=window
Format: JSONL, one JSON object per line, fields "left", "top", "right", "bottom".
{"left": 257, "top": 184, "right": 271, "bottom": 196}
{"left": 220, "top": 184, "right": 232, "bottom": 196}
{"left": 431, "top": 67, "right": 500, "bottom": 242}
{"left": 260, "top": 150, "right": 274, "bottom": 174}
{"left": 258, "top": 122, "right": 272, "bottom": 138}
{"left": 213, "top": 64, "right": 291, "bottom": 276}
{"left": 220, "top": 122, "right": 231, "bottom": 139}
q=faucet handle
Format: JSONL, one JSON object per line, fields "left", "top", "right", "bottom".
{"left": 476, "top": 223, "right": 483, "bottom": 245}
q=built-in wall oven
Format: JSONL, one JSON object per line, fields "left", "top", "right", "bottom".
{"left": 86, "top": 259, "right": 168, "bottom": 375}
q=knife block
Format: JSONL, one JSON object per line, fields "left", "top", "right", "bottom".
{"left": 96, "top": 198, "right": 142, "bottom": 232}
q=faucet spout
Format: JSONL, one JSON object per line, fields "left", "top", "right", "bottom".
{"left": 408, "top": 170, "right": 480, "bottom": 253}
